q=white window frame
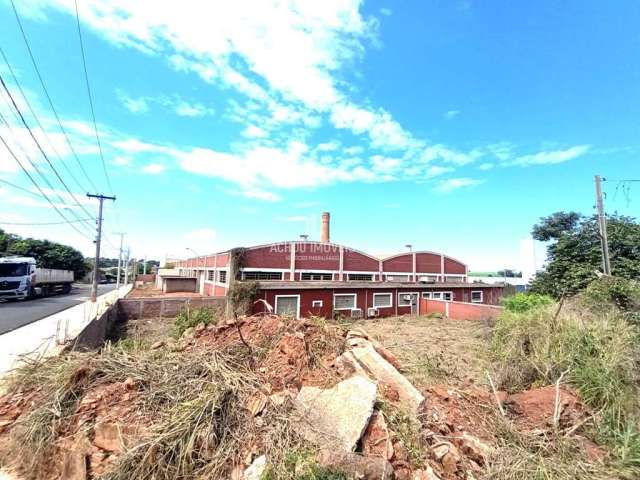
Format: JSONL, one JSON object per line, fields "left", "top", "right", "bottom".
{"left": 206, "top": 270, "right": 215, "bottom": 282}
{"left": 373, "top": 292, "right": 393, "bottom": 308}
{"left": 311, "top": 300, "right": 323, "bottom": 308}
{"left": 431, "top": 291, "right": 454, "bottom": 301}
{"left": 421, "top": 292, "right": 432, "bottom": 299}
{"left": 333, "top": 293, "right": 357, "bottom": 310}
{"left": 275, "top": 295, "right": 301, "bottom": 319}
{"left": 397, "top": 292, "right": 419, "bottom": 307}
{"left": 385, "top": 274, "right": 411, "bottom": 282}
{"left": 471, "top": 290, "right": 483, "bottom": 303}
{"left": 218, "top": 270, "right": 227, "bottom": 284}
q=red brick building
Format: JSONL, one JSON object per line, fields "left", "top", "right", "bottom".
{"left": 174, "top": 213, "right": 504, "bottom": 319}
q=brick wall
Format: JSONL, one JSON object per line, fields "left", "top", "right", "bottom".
{"left": 118, "top": 296, "right": 226, "bottom": 320}
{"left": 421, "top": 298, "right": 502, "bottom": 321}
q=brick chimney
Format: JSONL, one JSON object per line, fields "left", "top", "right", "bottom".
{"left": 320, "top": 212, "right": 330, "bottom": 243}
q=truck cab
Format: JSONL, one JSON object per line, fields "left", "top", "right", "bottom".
{"left": 0, "top": 257, "right": 36, "bottom": 300}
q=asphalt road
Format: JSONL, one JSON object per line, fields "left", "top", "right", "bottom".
{"left": 0, "top": 284, "right": 117, "bottom": 335}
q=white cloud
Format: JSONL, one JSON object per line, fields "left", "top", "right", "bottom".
{"left": 117, "top": 91, "right": 149, "bottom": 113}
{"left": 142, "top": 163, "right": 166, "bottom": 174}
{"left": 279, "top": 215, "right": 307, "bottom": 222}
{"left": 426, "top": 165, "right": 453, "bottom": 177}
{"left": 116, "top": 90, "right": 214, "bottom": 117}
{"left": 510, "top": 145, "right": 591, "bottom": 166}
{"left": 435, "top": 177, "right": 484, "bottom": 193}
{"left": 478, "top": 162, "right": 494, "bottom": 170}
{"left": 112, "top": 156, "right": 131, "bottom": 166}
{"left": 444, "top": 110, "right": 460, "bottom": 120}
{"left": 420, "top": 145, "right": 483, "bottom": 166}
{"left": 242, "top": 125, "right": 268, "bottom": 138}
{"left": 379, "top": 8, "right": 393, "bottom": 16}
{"left": 241, "top": 188, "right": 282, "bottom": 202}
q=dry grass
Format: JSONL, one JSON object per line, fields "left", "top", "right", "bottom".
{"left": 352, "top": 315, "right": 492, "bottom": 388}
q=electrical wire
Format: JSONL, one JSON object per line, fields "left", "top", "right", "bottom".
{"left": 0, "top": 108, "right": 96, "bottom": 239}
{"left": 0, "top": 131, "right": 93, "bottom": 241}
{"left": 9, "top": 0, "right": 98, "bottom": 192}
{"left": 0, "top": 73, "right": 97, "bottom": 227}
{"left": 0, "top": 178, "right": 48, "bottom": 199}
{"left": 73, "top": 0, "right": 113, "bottom": 196}
{"left": 0, "top": 218, "right": 94, "bottom": 226}
{"left": 0, "top": 47, "right": 88, "bottom": 195}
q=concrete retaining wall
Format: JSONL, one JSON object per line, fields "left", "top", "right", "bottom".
{"left": 0, "top": 285, "right": 133, "bottom": 377}
{"left": 118, "top": 296, "right": 226, "bottom": 320}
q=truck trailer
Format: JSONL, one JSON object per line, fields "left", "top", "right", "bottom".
{"left": 0, "top": 257, "right": 74, "bottom": 300}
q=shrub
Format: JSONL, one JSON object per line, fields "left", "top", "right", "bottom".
{"left": 172, "top": 306, "right": 218, "bottom": 338}
{"left": 490, "top": 300, "right": 640, "bottom": 474}
{"left": 227, "top": 281, "right": 260, "bottom": 317}
{"left": 501, "top": 292, "right": 553, "bottom": 313}
{"left": 582, "top": 277, "right": 640, "bottom": 316}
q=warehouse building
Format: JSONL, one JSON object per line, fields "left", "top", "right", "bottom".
{"left": 175, "top": 213, "right": 504, "bottom": 319}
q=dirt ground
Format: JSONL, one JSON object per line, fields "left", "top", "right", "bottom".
{"left": 352, "top": 315, "right": 493, "bottom": 389}
{"left": 113, "top": 316, "right": 175, "bottom": 345}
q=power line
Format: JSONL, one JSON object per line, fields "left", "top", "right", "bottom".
{"left": 0, "top": 108, "right": 95, "bottom": 238}
{"left": 0, "top": 131, "right": 93, "bottom": 241}
{"left": 0, "top": 178, "right": 48, "bottom": 199}
{"left": 73, "top": 0, "right": 113, "bottom": 195}
{"left": 0, "top": 47, "right": 88, "bottom": 196}
{"left": 0, "top": 73, "right": 96, "bottom": 225}
{"left": 0, "top": 218, "right": 94, "bottom": 226}
{"left": 9, "top": 0, "right": 98, "bottom": 192}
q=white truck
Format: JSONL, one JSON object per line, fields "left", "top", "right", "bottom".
{"left": 0, "top": 257, "right": 74, "bottom": 300}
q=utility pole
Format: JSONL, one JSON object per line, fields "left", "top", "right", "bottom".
{"left": 143, "top": 255, "right": 147, "bottom": 275}
{"left": 115, "top": 232, "right": 124, "bottom": 290}
{"left": 87, "top": 193, "right": 116, "bottom": 302}
{"left": 594, "top": 175, "right": 611, "bottom": 275}
{"left": 124, "top": 248, "right": 130, "bottom": 285}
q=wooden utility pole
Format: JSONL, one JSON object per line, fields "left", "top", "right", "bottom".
{"left": 594, "top": 175, "right": 611, "bottom": 275}
{"left": 87, "top": 193, "right": 116, "bottom": 302}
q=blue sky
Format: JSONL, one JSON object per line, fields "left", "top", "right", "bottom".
{"left": 0, "top": 0, "right": 638, "bottom": 270}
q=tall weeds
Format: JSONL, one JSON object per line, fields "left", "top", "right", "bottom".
{"left": 490, "top": 289, "right": 640, "bottom": 476}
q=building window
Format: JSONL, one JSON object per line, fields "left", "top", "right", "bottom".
{"left": 385, "top": 274, "right": 410, "bottom": 282}
{"left": 334, "top": 293, "right": 357, "bottom": 310}
{"left": 207, "top": 270, "right": 215, "bottom": 281}
{"left": 243, "top": 271, "right": 283, "bottom": 280}
{"left": 312, "top": 300, "right": 323, "bottom": 308}
{"left": 218, "top": 271, "right": 227, "bottom": 284}
{"left": 471, "top": 290, "right": 483, "bottom": 303}
{"left": 421, "top": 292, "right": 432, "bottom": 299}
{"left": 348, "top": 273, "right": 373, "bottom": 281}
{"left": 301, "top": 272, "right": 333, "bottom": 281}
{"left": 444, "top": 276, "right": 464, "bottom": 283}
{"left": 397, "top": 292, "right": 418, "bottom": 307}
{"left": 442, "top": 292, "right": 453, "bottom": 301}
{"left": 418, "top": 275, "right": 439, "bottom": 283}
{"left": 275, "top": 295, "right": 300, "bottom": 318}
{"left": 373, "top": 293, "right": 392, "bottom": 308}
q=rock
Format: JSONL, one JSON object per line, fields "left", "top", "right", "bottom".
{"left": 246, "top": 393, "right": 268, "bottom": 416}
{"left": 316, "top": 449, "right": 393, "bottom": 480}
{"left": 150, "top": 340, "right": 165, "bottom": 350}
{"left": 61, "top": 450, "right": 87, "bottom": 480}
{"left": 361, "top": 410, "right": 394, "bottom": 460}
{"left": 244, "top": 455, "right": 267, "bottom": 480}
{"left": 181, "top": 327, "right": 195, "bottom": 339}
{"left": 294, "top": 375, "right": 377, "bottom": 451}
{"left": 123, "top": 377, "right": 137, "bottom": 390}
{"left": 441, "top": 452, "right": 459, "bottom": 476}
{"left": 347, "top": 329, "right": 403, "bottom": 371}
{"left": 460, "top": 432, "right": 494, "bottom": 465}
{"left": 349, "top": 344, "right": 425, "bottom": 412}
{"left": 431, "top": 443, "right": 450, "bottom": 461}
{"left": 414, "top": 466, "right": 441, "bottom": 480}
{"left": 195, "top": 322, "right": 207, "bottom": 332}
{"left": 93, "top": 422, "right": 123, "bottom": 453}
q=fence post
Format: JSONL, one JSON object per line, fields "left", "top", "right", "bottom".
{"left": 445, "top": 301, "right": 450, "bottom": 319}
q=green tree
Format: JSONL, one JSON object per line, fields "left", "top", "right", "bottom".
{"left": 0, "top": 227, "right": 20, "bottom": 253}
{"left": 530, "top": 211, "right": 640, "bottom": 297}
{"left": 7, "top": 238, "right": 89, "bottom": 279}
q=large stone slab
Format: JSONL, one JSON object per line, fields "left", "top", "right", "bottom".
{"left": 294, "top": 375, "right": 377, "bottom": 451}
{"left": 350, "top": 344, "right": 425, "bottom": 413}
